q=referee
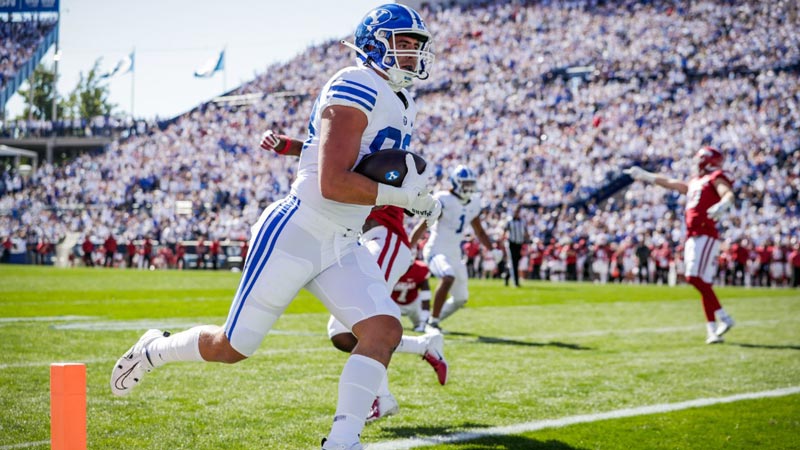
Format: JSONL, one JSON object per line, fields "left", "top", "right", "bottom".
{"left": 504, "top": 205, "right": 530, "bottom": 287}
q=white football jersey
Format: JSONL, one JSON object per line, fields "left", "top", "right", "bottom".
{"left": 291, "top": 65, "right": 418, "bottom": 230}
{"left": 425, "top": 191, "right": 483, "bottom": 255}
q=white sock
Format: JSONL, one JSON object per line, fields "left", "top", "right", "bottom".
{"left": 439, "top": 296, "right": 461, "bottom": 321}
{"left": 418, "top": 309, "right": 430, "bottom": 327}
{"left": 376, "top": 373, "right": 391, "bottom": 397}
{"left": 395, "top": 335, "right": 426, "bottom": 355}
{"left": 146, "top": 325, "right": 213, "bottom": 368}
{"left": 714, "top": 308, "right": 730, "bottom": 322}
{"left": 418, "top": 293, "right": 431, "bottom": 326}
{"left": 327, "top": 354, "right": 385, "bottom": 445}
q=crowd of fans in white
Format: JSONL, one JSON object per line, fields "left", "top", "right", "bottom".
{"left": 1, "top": 0, "right": 799, "bottom": 284}
{"left": 0, "top": 17, "right": 56, "bottom": 90}
{"left": 0, "top": 115, "right": 154, "bottom": 139}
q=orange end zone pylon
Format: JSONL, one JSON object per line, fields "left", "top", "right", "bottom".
{"left": 50, "top": 363, "right": 86, "bottom": 450}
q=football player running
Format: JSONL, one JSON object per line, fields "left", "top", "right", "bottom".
{"left": 260, "top": 132, "right": 448, "bottom": 419}
{"left": 410, "top": 165, "right": 494, "bottom": 333}
{"left": 110, "top": 5, "right": 439, "bottom": 450}
{"left": 625, "top": 146, "right": 737, "bottom": 344}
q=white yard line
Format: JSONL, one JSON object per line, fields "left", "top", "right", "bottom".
{"left": 0, "top": 346, "right": 333, "bottom": 370}
{"left": 2, "top": 386, "right": 797, "bottom": 449}
{"left": 0, "top": 441, "right": 49, "bottom": 449}
{"left": 368, "top": 386, "right": 800, "bottom": 450}
{"left": 0, "top": 316, "right": 93, "bottom": 323}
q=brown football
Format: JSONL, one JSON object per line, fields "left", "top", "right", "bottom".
{"left": 353, "top": 149, "right": 427, "bottom": 188}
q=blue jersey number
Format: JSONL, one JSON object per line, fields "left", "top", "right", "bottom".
{"left": 455, "top": 214, "right": 465, "bottom": 234}
{"left": 369, "top": 127, "right": 410, "bottom": 153}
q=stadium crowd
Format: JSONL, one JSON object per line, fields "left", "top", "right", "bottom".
{"left": 0, "top": 115, "right": 155, "bottom": 139}
{"left": 1, "top": 0, "right": 799, "bottom": 286}
{"left": 0, "top": 16, "right": 57, "bottom": 89}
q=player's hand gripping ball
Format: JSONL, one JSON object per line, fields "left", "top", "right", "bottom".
{"left": 353, "top": 149, "right": 427, "bottom": 188}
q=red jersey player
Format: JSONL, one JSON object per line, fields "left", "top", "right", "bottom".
{"left": 392, "top": 259, "right": 433, "bottom": 333}
{"left": 626, "top": 146, "right": 737, "bottom": 344}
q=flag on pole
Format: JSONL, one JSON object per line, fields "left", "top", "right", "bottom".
{"left": 194, "top": 50, "right": 225, "bottom": 78}
{"left": 100, "top": 51, "right": 135, "bottom": 79}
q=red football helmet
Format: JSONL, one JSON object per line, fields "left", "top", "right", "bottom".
{"left": 693, "top": 146, "right": 723, "bottom": 173}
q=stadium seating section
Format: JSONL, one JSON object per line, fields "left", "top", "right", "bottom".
{"left": 0, "top": 1, "right": 798, "bottom": 282}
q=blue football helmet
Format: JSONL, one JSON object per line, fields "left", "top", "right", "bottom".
{"left": 353, "top": 3, "right": 435, "bottom": 91}
{"left": 450, "top": 165, "right": 477, "bottom": 199}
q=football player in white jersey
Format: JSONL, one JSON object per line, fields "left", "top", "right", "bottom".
{"left": 258, "top": 133, "right": 449, "bottom": 421}
{"left": 411, "top": 165, "right": 494, "bottom": 332}
{"left": 110, "top": 5, "right": 439, "bottom": 449}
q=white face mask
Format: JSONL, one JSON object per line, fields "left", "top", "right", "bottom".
{"left": 379, "top": 32, "right": 434, "bottom": 91}
{"left": 344, "top": 30, "right": 434, "bottom": 92}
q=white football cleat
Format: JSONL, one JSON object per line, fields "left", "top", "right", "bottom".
{"left": 365, "top": 394, "right": 399, "bottom": 423}
{"left": 321, "top": 438, "right": 363, "bottom": 450}
{"left": 110, "top": 329, "right": 169, "bottom": 396}
{"left": 705, "top": 333, "right": 724, "bottom": 344}
{"left": 715, "top": 316, "right": 735, "bottom": 337}
{"left": 424, "top": 320, "right": 446, "bottom": 335}
{"left": 422, "top": 332, "right": 448, "bottom": 385}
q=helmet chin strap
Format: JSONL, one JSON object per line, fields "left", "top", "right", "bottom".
{"left": 341, "top": 40, "right": 409, "bottom": 92}
{"left": 452, "top": 188, "right": 473, "bottom": 204}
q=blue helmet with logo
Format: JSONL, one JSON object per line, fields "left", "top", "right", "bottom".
{"left": 353, "top": 3, "right": 434, "bottom": 91}
{"left": 450, "top": 165, "right": 477, "bottom": 198}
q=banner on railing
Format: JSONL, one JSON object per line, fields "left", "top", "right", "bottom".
{"left": 0, "top": 0, "right": 59, "bottom": 13}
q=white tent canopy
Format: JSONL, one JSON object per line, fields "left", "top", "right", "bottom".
{"left": 0, "top": 144, "right": 38, "bottom": 172}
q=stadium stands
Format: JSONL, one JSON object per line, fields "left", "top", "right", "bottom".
{"left": 0, "top": 16, "right": 58, "bottom": 108}
{"left": 1, "top": 0, "right": 798, "bottom": 285}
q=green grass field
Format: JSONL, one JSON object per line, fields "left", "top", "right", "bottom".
{"left": 1, "top": 265, "right": 799, "bottom": 449}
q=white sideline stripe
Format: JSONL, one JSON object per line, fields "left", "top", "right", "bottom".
{"left": 0, "top": 357, "right": 108, "bottom": 370}
{"left": 49, "top": 320, "right": 325, "bottom": 335}
{"left": 368, "top": 386, "right": 800, "bottom": 450}
{"left": 0, "top": 315, "right": 93, "bottom": 323}
{"left": 0, "top": 347, "right": 333, "bottom": 370}
{"left": 0, "top": 441, "right": 49, "bottom": 449}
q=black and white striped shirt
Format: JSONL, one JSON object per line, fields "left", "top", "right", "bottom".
{"left": 505, "top": 218, "right": 527, "bottom": 245}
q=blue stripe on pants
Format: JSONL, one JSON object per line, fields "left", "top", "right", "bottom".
{"left": 226, "top": 196, "right": 299, "bottom": 338}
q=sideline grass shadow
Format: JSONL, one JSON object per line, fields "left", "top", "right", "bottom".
{"left": 729, "top": 342, "right": 800, "bottom": 351}
{"left": 445, "top": 436, "right": 584, "bottom": 449}
{"left": 380, "top": 423, "right": 585, "bottom": 449}
{"left": 444, "top": 331, "right": 591, "bottom": 351}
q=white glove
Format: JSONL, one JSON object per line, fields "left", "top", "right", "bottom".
{"left": 259, "top": 130, "right": 281, "bottom": 152}
{"left": 409, "top": 195, "right": 441, "bottom": 228}
{"left": 401, "top": 153, "right": 432, "bottom": 193}
{"left": 623, "top": 166, "right": 656, "bottom": 183}
{"left": 707, "top": 196, "right": 733, "bottom": 221}
{"left": 376, "top": 154, "right": 432, "bottom": 208}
